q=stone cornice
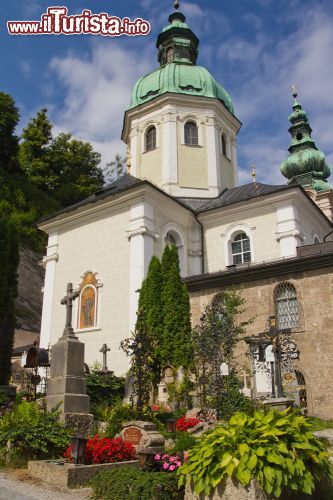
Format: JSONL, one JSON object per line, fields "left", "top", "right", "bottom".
{"left": 184, "top": 250, "right": 333, "bottom": 292}
{"left": 126, "top": 226, "right": 159, "bottom": 240}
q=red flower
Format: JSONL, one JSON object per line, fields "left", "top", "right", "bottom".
{"left": 176, "top": 416, "right": 201, "bottom": 432}
{"left": 64, "top": 435, "right": 136, "bottom": 465}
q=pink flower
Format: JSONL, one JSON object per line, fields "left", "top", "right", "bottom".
{"left": 183, "top": 451, "right": 189, "bottom": 461}
{"left": 163, "top": 462, "right": 169, "bottom": 470}
{"left": 169, "top": 465, "right": 175, "bottom": 471}
{"left": 154, "top": 454, "right": 161, "bottom": 460}
{"left": 169, "top": 456, "right": 175, "bottom": 462}
{"left": 162, "top": 454, "right": 168, "bottom": 460}
{"left": 176, "top": 461, "right": 182, "bottom": 467}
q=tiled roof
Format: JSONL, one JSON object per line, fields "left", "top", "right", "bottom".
{"left": 177, "top": 183, "right": 288, "bottom": 213}
{"left": 38, "top": 174, "right": 144, "bottom": 223}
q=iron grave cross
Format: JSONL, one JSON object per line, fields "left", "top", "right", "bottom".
{"left": 100, "top": 343, "right": 110, "bottom": 372}
{"left": 61, "top": 283, "right": 80, "bottom": 337}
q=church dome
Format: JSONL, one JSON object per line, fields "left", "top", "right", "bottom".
{"left": 130, "top": 63, "right": 234, "bottom": 114}
{"left": 280, "top": 88, "right": 331, "bottom": 192}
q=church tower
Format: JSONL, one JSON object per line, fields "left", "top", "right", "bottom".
{"left": 122, "top": 2, "right": 241, "bottom": 198}
{"left": 280, "top": 86, "right": 333, "bottom": 220}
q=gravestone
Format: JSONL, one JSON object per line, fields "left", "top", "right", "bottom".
{"left": 46, "top": 283, "right": 93, "bottom": 433}
{"left": 120, "top": 421, "right": 165, "bottom": 452}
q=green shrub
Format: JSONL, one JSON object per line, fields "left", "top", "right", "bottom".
{"left": 104, "top": 402, "right": 153, "bottom": 437}
{"left": 217, "top": 373, "right": 255, "bottom": 419}
{"left": 178, "top": 409, "right": 332, "bottom": 498}
{"left": 171, "top": 431, "right": 198, "bottom": 454}
{"left": 86, "top": 369, "right": 125, "bottom": 418}
{"left": 91, "top": 467, "right": 184, "bottom": 500}
{"left": 0, "top": 401, "right": 71, "bottom": 466}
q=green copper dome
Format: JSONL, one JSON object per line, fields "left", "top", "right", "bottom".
{"left": 280, "top": 92, "right": 331, "bottom": 192}
{"left": 129, "top": 8, "right": 234, "bottom": 115}
{"left": 130, "top": 63, "right": 234, "bottom": 114}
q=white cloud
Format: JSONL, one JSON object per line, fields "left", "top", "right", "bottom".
{"left": 49, "top": 40, "right": 154, "bottom": 166}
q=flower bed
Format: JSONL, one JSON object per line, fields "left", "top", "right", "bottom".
{"left": 176, "top": 416, "right": 201, "bottom": 432}
{"left": 154, "top": 452, "right": 184, "bottom": 472}
{"left": 64, "top": 435, "right": 136, "bottom": 464}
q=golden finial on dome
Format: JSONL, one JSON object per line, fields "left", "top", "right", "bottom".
{"left": 291, "top": 84, "right": 298, "bottom": 101}
{"left": 174, "top": 1, "right": 180, "bottom": 10}
{"left": 251, "top": 163, "right": 256, "bottom": 183}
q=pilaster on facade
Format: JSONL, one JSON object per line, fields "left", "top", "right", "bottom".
{"left": 275, "top": 204, "right": 304, "bottom": 257}
{"left": 162, "top": 110, "right": 178, "bottom": 192}
{"left": 230, "top": 137, "right": 239, "bottom": 187}
{"left": 39, "top": 233, "right": 59, "bottom": 349}
{"left": 127, "top": 201, "right": 156, "bottom": 333}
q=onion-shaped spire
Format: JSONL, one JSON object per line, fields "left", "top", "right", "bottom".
{"left": 280, "top": 86, "right": 331, "bottom": 192}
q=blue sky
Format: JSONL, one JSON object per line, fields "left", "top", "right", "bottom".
{"left": 1, "top": 0, "right": 332, "bottom": 186}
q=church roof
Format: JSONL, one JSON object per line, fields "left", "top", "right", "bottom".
{"left": 38, "top": 174, "right": 144, "bottom": 223}
{"left": 177, "top": 182, "right": 288, "bottom": 213}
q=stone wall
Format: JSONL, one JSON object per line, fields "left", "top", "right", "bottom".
{"left": 189, "top": 265, "right": 333, "bottom": 420}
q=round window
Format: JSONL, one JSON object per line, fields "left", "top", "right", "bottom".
{"left": 296, "top": 133, "right": 303, "bottom": 141}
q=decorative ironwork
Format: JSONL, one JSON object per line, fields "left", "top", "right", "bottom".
{"left": 274, "top": 282, "right": 300, "bottom": 330}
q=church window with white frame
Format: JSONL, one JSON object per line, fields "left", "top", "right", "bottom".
{"left": 274, "top": 282, "right": 300, "bottom": 330}
{"left": 145, "top": 125, "right": 156, "bottom": 152}
{"left": 184, "top": 121, "right": 198, "bottom": 145}
{"left": 165, "top": 231, "right": 177, "bottom": 247}
{"left": 231, "top": 232, "right": 251, "bottom": 264}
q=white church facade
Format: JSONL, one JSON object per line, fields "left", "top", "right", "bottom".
{"left": 38, "top": 5, "right": 333, "bottom": 397}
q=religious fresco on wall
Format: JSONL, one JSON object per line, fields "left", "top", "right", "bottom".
{"left": 78, "top": 271, "right": 98, "bottom": 329}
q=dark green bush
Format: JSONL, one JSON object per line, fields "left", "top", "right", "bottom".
{"left": 171, "top": 431, "right": 198, "bottom": 454}
{"left": 0, "top": 401, "right": 71, "bottom": 466}
{"left": 91, "top": 466, "right": 184, "bottom": 499}
{"left": 217, "top": 374, "right": 255, "bottom": 419}
{"left": 86, "top": 370, "right": 125, "bottom": 418}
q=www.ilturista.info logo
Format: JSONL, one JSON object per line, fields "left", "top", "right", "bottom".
{"left": 7, "top": 6, "right": 151, "bottom": 36}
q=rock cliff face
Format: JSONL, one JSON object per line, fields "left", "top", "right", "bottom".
{"left": 16, "top": 247, "right": 44, "bottom": 333}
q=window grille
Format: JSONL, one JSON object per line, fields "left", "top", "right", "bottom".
{"left": 274, "top": 282, "right": 299, "bottom": 329}
{"left": 231, "top": 233, "right": 251, "bottom": 264}
{"left": 184, "top": 121, "right": 198, "bottom": 145}
{"left": 145, "top": 126, "right": 156, "bottom": 152}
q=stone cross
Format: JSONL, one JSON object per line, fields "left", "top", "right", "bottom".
{"left": 61, "top": 283, "right": 80, "bottom": 337}
{"left": 100, "top": 343, "right": 110, "bottom": 371}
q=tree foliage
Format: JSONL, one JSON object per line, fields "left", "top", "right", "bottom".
{"left": 0, "top": 95, "right": 105, "bottom": 250}
{"left": 104, "top": 153, "right": 127, "bottom": 185}
{"left": 161, "top": 245, "right": 192, "bottom": 370}
{"left": 193, "top": 291, "right": 249, "bottom": 415}
{"left": 0, "top": 92, "right": 20, "bottom": 174}
{"left": 0, "top": 213, "right": 19, "bottom": 385}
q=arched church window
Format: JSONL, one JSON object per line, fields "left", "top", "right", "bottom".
{"left": 313, "top": 236, "right": 320, "bottom": 244}
{"left": 221, "top": 133, "right": 227, "bottom": 157}
{"left": 231, "top": 232, "right": 251, "bottom": 264}
{"left": 145, "top": 126, "right": 156, "bottom": 152}
{"left": 78, "top": 272, "right": 99, "bottom": 330}
{"left": 184, "top": 121, "right": 198, "bottom": 145}
{"left": 274, "top": 282, "right": 299, "bottom": 330}
{"left": 166, "top": 47, "right": 174, "bottom": 63}
{"left": 165, "top": 231, "right": 177, "bottom": 247}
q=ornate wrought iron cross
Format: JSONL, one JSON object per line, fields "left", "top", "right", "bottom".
{"left": 100, "top": 343, "right": 110, "bottom": 372}
{"left": 61, "top": 283, "right": 80, "bottom": 337}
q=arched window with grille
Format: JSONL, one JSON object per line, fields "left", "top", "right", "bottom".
{"left": 145, "top": 126, "right": 156, "bottom": 152}
{"left": 274, "top": 283, "right": 300, "bottom": 329}
{"left": 221, "top": 133, "right": 227, "bottom": 157}
{"left": 231, "top": 232, "right": 251, "bottom": 264}
{"left": 184, "top": 121, "right": 198, "bottom": 145}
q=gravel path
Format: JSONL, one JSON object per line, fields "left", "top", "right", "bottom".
{"left": 0, "top": 471, "right": 91, "bottom": 500}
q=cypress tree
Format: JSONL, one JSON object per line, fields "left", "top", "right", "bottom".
{"left": 0, "top": 214, "right": 19, "bottom": 385}
{"left": 138, "top": 256, "right": 164, "bottom": 389}
{"left": 161, "top": 245, "right": 192, "bottom": 369}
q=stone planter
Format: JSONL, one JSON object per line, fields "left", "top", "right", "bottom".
{"left": 28, "top": 459, "right": 139, "bottom": 488}
{"left": 185, "top": 478, "right": 268, "bottom": 500}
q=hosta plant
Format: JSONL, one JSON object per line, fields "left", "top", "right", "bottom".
{"left": 178, "top": 409, "right": 332, "bottom": 498}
